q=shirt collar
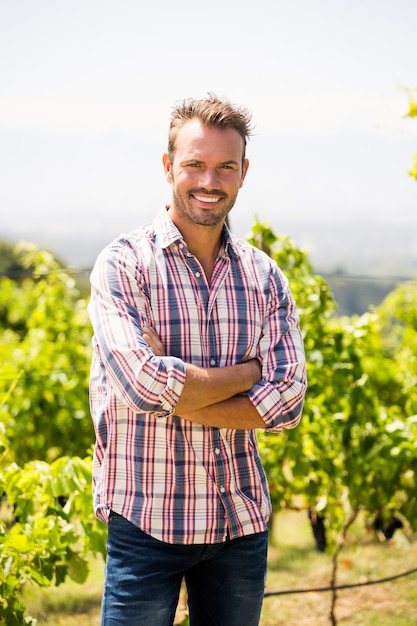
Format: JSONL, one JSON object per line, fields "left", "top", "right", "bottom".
{"left": 154, "top": 206, "right": 239, "bottom": 258}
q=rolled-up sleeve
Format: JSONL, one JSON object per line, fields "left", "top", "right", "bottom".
{"left": 88, "top": 239, "right": 186, "bottom": 417}
{"left": 247, "top": 267, "right": 307, "bottom": 432}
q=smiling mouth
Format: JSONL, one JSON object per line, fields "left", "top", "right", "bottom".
{"left": 193, "top": 194, "right": 221, "bottom": 204}
{"left": 190, "top": 189, "right": 225, "bottom": 205}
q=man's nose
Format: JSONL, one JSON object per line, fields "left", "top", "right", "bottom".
{"left": 198, "top": 168, "right": 220, "bottom": 189}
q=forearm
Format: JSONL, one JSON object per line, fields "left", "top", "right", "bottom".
{"left": 176, "top": 394, "right": 266, "bottom": 430}
{"left": 174, "top": 359, "right": 261, "bottom": 413}
{"left": 141, "top": 324, "right": 262, "bottom": 417}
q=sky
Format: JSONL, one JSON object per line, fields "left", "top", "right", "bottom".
{"left": 1, "top": 0, "right": 417, "bottom": 269}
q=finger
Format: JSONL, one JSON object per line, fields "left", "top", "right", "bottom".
{"left": 142, "top": 325, "right": 165, "bottom": 356}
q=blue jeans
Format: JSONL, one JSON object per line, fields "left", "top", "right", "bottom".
{"left": 101, "top": 512, "right": 268, "bottom": 625}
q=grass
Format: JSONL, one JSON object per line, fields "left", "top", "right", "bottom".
{"left": 22, "top": 510, "right": 417, "bottom": 626}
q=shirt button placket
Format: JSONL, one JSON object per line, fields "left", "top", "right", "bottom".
{"left": 214, "top": 437, "right": 226, "bottom": 497}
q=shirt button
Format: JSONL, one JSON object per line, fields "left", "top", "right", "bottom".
{"left": 220, "top": 486, "right": 226, "bottom": 493}
{"left": 195, "top": 271, "right": 201, "bottom": 278}
{"left": 210, "top": 358, "right": 216, "bottom": 366}
{"left": 215, "top": 448, "right": 220, "bottom": 455}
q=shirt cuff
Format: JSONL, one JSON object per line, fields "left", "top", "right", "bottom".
{"left": 154, "top": 356, "right": 187, "bottom": 417}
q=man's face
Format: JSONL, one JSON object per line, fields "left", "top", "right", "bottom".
{"left": 163, "top": 119, "right": 249, "bottom": 230}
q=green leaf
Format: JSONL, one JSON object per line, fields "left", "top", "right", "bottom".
{"left": 67, "top": 552, "right": 89, "bottom": 584}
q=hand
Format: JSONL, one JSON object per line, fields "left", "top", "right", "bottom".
{"left": 142, "top": 325, "right": 166, "bottom": 357}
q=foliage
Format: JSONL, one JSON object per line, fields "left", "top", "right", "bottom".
{"left": 0, "top": 241, "right": 27, "bottom": 279}
{"left": 0, "top": 448, "right": 106, "bottom": 624}
{"left": 0, "top": 242, "right": 93, "bottom": 464}
{"left": 0, "top": 242, "right": 102, "bottom": 623}
{"left": 1, "top": 227, "right": 417, "bottom": 624}
{"left": 249, "top": 217, "right": 417, "bottom": 549}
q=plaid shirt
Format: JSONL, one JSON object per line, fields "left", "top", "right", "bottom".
{"left": 89, "top": 208, "right": 306, "bottom": 544}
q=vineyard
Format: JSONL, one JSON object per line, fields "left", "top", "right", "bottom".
{"left": 1, "top": 94, "right": 416, "bottom": 626}
{"left": 1, "top": 223, "right": 416, "bottom": 625}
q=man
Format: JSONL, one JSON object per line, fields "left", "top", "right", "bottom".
{"left": 89, "top": 93, "right": 307, "bottom": 625}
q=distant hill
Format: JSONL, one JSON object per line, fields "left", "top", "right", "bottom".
{"left": 282, "top": 219, "right": 417, "bottom": 315}
{"left": 322, "top": 273, "right": 410, "bottom": 316}
{"left": 273, "top": 219, "right": 417, "bottom": 278}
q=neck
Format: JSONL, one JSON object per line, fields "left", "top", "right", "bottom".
{"left": 190, "top": 229, "right": 223, "bottom": 281}
{"left": 166, "top": 205, "right": 226, "bottom": 280}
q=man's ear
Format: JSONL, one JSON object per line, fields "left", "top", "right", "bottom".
{"left": 162, "top": 153, "right": 173, "bottom": 183}
{"left": 240, "top": 158, "right": 249, "bottom": 187}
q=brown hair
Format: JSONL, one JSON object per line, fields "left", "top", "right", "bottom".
{"left": 167, "top": 93, "right": 253, "bottom": 163}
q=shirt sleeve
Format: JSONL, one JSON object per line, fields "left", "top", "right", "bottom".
{"left": 88, "top": 238, "right": 186, "bottom": 416}
{"left": 247, "top": 264, "right": 307, "bottom": 433}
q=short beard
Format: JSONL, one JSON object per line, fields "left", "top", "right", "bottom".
{"left": 171, "top": 185, "right": 237, "bottom": 228}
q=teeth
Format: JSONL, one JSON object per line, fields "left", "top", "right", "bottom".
{"left": 194, "top": 195, "right": 219, "bottom": 203}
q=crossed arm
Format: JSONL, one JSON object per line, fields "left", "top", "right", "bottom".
{"left": 142, "top": 326, "right": 266, "bottom": 429}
